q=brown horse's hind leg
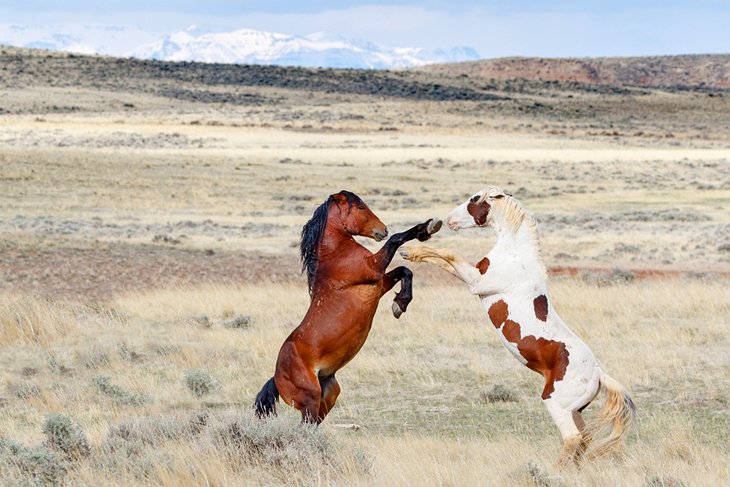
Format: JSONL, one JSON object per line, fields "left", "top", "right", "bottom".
{"left": 275, "top": 346, "right": 323, "bottom": 424}
{"left": 285, "top": 377, "right": 322, "bottom": 424}
{"left": 318, "top": 375, "right": 341, "bottom": 421}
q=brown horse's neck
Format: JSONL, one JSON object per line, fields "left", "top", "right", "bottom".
{"left": 318, "top": 215, "right": 356, "bottom": 257}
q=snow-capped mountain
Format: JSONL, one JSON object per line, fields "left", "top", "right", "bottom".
{"left": 128, "top": 27, "right": 480, "bottom": 69}
{"left": 0, "top": 23, "right": 158, "bottom": 56}
{"left": 0, "top": 23, "right": 480, "bottom": 68}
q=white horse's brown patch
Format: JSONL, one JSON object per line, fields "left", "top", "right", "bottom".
{"left": 467, "top": 199, "right": 490, "bottom": 226}
{"left": 488, "top": 299, "right": 569, "bottom": 400}
{"left": 533, "top": 294, "right": 548, "bottom": 322}
{"left": 476, "top": 257, "right": 490, "bottom": 274}
{"left": 499, "top": 318, "right": 570, "bottom": 399}
{"left": 488, "top": 299, "right": 508, "bottom": 328}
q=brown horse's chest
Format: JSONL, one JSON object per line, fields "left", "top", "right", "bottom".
{"left": 297, "top": 287, "right": 381, "bottom": 371}
{"left": 319, "top": 246, "right": 382, "bottom": 285}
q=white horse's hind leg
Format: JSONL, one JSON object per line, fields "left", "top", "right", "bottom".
{"left": 572, "top": 410, "right": 591, "bottom": 461}
{"left": 543, "top": 398, "right": 583, "bottom": 466}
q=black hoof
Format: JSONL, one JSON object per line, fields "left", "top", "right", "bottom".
{"left": 392, "top": 302, "right": 404, "bottom": 319}
{"left": 427, "top": 219, "right": 443, "bottom": 235}
{"left": 417, "top": 218, "right": 442, "bottom": 241}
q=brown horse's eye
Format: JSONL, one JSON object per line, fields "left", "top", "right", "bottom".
{"left": 357, "top": 205, "right": 365, "bottom": 210}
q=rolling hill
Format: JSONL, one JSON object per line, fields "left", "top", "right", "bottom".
{"left": 416, "top": 54, "right": 730, "bottom": 89}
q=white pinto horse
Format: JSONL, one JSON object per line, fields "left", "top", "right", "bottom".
{"left": 400, "top": 186, "right": 636, "bottom": 464}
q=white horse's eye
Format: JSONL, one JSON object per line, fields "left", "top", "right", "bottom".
{"left": 493, "top": 194, "right": 504, "bottom": 199}
{"left": 470, "top": 195, "right": 480, "bottom": 203}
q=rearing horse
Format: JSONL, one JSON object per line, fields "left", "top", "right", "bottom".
{"left": 401, "top": 186, "right": 636, "bottom": 464}
{"left": 255, "top": 190, "right": 441, "bottom": 423}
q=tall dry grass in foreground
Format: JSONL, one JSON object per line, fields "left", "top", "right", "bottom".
{"left": 0, "top": 295, "right": 77, "bottom": 347}
{"left": 1, "top": 277, "right": 728, "bottom": 486}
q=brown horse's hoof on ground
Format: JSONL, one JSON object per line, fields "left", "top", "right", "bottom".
{"left": 392, "top": 301, "right": 404, "bottom": 319}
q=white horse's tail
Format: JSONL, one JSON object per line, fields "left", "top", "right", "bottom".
{"left": 585, "top": 372, "right": 637, "bottom": 459}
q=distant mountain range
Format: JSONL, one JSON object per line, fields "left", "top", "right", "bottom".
{"left": 0, "top": 24, "right": 158, "bottom": 57}
{"left": 0, "top": 24, "right": 480, "bottom": 69}
{"left": 130, "top": 27, "right": 480, "bottom": 69}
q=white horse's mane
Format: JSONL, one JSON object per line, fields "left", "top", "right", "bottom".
{"left": 480, "top": 190, "right": 546, "bottom": 276}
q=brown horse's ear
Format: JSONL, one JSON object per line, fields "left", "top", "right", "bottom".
{"left": 331, "top": 193, "right": 348, "bottom": 205}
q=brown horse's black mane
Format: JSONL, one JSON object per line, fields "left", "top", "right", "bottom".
{"left": 300, "top": 190, "right": 362, "bottom": 294}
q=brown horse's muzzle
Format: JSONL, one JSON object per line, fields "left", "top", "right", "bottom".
{"left": 372, "top": 226, "right": 388, "bottom": 242}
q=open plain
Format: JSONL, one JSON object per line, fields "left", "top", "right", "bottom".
{"left": 1, "top": 47, "right": 729, "bottom": 486}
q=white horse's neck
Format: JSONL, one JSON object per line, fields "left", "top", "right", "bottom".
{"left": 491, "top": 211, "right": 547, "bottom": 281}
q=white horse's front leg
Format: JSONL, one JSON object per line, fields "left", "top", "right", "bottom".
{"left": 399, "top": 246, "right": 483, "bottom": 289}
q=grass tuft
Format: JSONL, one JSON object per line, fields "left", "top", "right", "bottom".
{"left": 481, "top": 384, "right": 519, "bottom": 403}
{"left": 106, "top": 412, "right": 209, "bottom": 446}
{"left": 0, "top": 295, "right": 76, "bottom": 346}
{"left": 42, "top": 414, "right": 91, "bottom": 460}
{"left": 0, "top": 438, "right": 68, "bottom": 486}
{"left": 9, "top": 380, "right": 42, "bottom": 400}
{"left": 209, "top": 413, "right": 371, "bottom": 477}
{"left": 222, "top": 314, "right": 253, "bottom": 329}
{"left": 184, "top": 370, "right": 219, "bottom": 397}
{"left": 526, "top": 460, "right": 563, "bottom": 487}
{"left": 644, "top": 475, "right": 688, "bottom": 487}
{"left": 92, "top": 375, "right": 151, "bottom": 406}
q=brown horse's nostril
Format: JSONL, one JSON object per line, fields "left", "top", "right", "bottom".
{"left": 382, "top": 227, "right": 388, "bottom": 238}
{"left": 373, "top": 227, "right": 388, "bottom": 241}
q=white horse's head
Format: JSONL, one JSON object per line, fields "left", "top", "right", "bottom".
{"left": 446, "top": 186, "right": 515, "bottom": 231}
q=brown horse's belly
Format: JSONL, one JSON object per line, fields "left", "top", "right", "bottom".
{"left": 289, "top": 286, "right": 381, "bottom": 377}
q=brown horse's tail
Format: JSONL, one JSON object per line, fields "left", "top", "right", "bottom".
{"left": 254, "top": 377, "right": 279, "bottom": 418}
{"left": 585, "top": 372, "right": 637, "bottom": 459}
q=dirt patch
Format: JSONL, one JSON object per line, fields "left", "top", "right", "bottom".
{"left": 0, "top": 242, "right": 302, "bottom": 302}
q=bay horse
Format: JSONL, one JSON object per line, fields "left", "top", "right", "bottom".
{"left": 400, "top": 186, "right": 636, "bottom": 464}
{"left": 255, "top": 190, "right": 441, "bottom": 423}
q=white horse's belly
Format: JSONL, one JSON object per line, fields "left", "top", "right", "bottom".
{"left": 495, "top": 332, "right": 528, "bottom": 364}
{"left": 480, "top": 293, "right": 602, "bottom": 409}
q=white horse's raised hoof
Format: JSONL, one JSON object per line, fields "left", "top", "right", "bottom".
{"left": 398, "top": 247, "right": 412, "bottom": 260}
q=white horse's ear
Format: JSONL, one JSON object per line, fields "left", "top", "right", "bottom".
{"left": 487, "top": 187, "right": 504, "bottom": 199}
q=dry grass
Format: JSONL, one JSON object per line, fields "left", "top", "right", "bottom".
{"left": 1, "top": 278, "right": 728, "bottom": 485}
{"left": 0, "top": 295, "right": 77, "bottom": 346}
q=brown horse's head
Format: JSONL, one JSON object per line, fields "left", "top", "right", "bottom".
{"left": 330, "top": 190, "right": 388, "bottom": 241}
{"left": 300, "top": 190, "right": 387, "bottom": 293}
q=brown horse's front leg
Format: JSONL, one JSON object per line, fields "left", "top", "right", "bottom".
{"left": 382, "top": 266, "right": 413, "bottom": 318}
{"left": 372, "top": 218, "right": 442, "bottom": 271}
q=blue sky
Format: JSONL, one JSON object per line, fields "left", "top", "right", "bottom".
{"left": 1, "top": 1, "right": 728, "bottom": 57}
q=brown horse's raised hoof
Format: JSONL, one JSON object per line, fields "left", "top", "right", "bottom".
{"left": 427, "top": 219, "right": 443, "bottom": 235}
{"left": 417, "top": 219, "right": 443, "bottom": 241}
{"left": 392, "top": 301, "right": 404, "bottom": 319}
